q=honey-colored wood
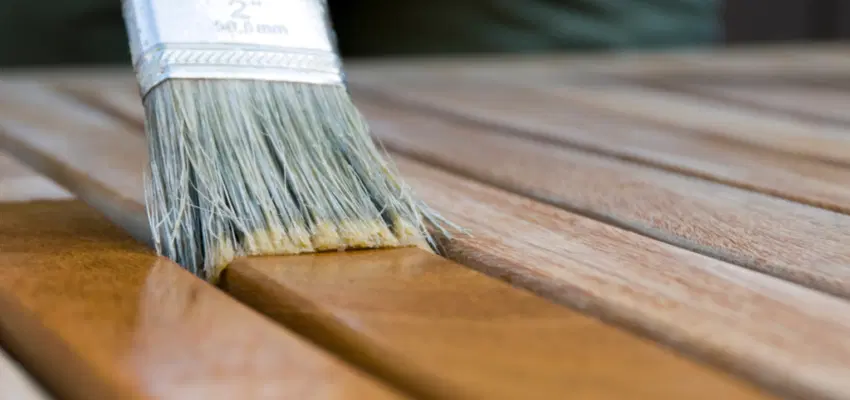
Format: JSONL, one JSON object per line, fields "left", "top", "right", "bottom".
{"left": 0, "top": 76, "right": 772, "bottom": 400}
{"left": 224, "top": 249, "right": 769, "bottom": 400}
{"left": 348, "top": 80, "right": 850, "bottom": 215}
{"left": 0, "top": 348, "right": 51, "bottom": 400}
{"left": 2, "top": 74, "right": 849, "bottom": 399}
{"left": 0, "top": 200, "right": 406, "bottom": 400}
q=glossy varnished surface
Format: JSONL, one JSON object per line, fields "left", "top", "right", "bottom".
{"left": 0, "top": 200, "right": 406, "bottom": 400}
{"left": 224, "top": 249, "right": 769, "bottom": 400}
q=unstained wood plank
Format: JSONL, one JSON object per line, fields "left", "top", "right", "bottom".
{"left": 0, "top": 153, "right": 71, "bottom": 202}
{"left": 3, "top": 73, "right": 850, "bottom": 400}
{"left": 0, "top": 77, "right": 772, "bottom": 400}
{"left": 347, "top": 80, "right": 850, "bottom": 215}
{"left": 537, "top": 83, "right": 850, "bottom": 165}
{"left": 347, "top": 96, "right": 850, "bottom": 301}
{"left": 643, "top": 81, "right": 850, "bottom": 127}
{"left": 0, "top": 348, "right": 51, "bottom": 400}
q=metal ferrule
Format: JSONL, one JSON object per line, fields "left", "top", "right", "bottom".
{"left": 121, "top": 0, "right": 344, "bottom": 97}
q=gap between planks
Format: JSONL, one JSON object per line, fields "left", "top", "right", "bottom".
{"left": 5, "top": 77, "right": 850, "bottom": 400}
{"left": 0, "top": 80, "right": 771, "bottom": 399}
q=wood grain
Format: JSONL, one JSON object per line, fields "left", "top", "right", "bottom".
{"left": 0, "top": 154, "right": 70, "bottom": 202}
{"left": 0, "top": 200, "right": 406, "bottom": 400}
{"left": 224, "top": 249, "right": 768, "bottom": 400}
{"left": 390, "top": 156, "right": 850, "bottom": 400}
{"left": 643, "top": 81, "right": 850, "bottom": 127}
{"left": 347, "top": 80, "right": 850, "bottom": 215}
{"left": 535, "top": 83, "right": 850, "bottom": 165}
{"left": 0, "top": 348, "right": 51, "bottom": 400}
{"left": 5, "top": 72, "right": 850, "bottom": 399}
{"left": 1, "top": 76, "right": 771, "bottom": 400}
{"left": 349, "top": 98, "right": 850, "bottom": 301}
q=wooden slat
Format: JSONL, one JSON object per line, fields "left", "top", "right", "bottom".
{"left": 0, "top": 348, "right": 51, "bottom": 400}
{"left": 347, "top": 80, "right": 850, "bottom": 215}
{"left": 0, "top": 200, "right": 406, "bottom": 400}
{"left": 347, "top": 95, "right": 850, "bottom": 301}
{"left": 0, "top": 83, "right": 405, "bottom": 400}
{"left": 533, "top": 83, "right": 850, "bottom": 165}
{"left": 387, "top": 157, "right": 850, "bottom": 400}
{"left": 0, "top": 154, "right": 71, "bottom": 202}
{"left": 0, "top": 79, "right": 772, "bottom": 399}
{"left": 644, "top": 81, "right": 850, "bottom": 127}
{"left": 5, "top": 74, "right": 850, "bottom": 400}
{"left": 224, "top": 249, "right": 768, "bottom": 400}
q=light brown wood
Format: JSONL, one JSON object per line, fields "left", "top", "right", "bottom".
{"left": 534, "top": 83, "right": 850, "bottom": 165}
{"left": 641, "top": 80, "right": 850, "bottom": 127}
{"left": 391, "top": 156, "right": 850, "bottom": 400}
{"left": 350, "top": 98, "right": 850, "bottom": 300}
{"left": 224, "top": 249, "right": 769, "bottom": 400}
{"left": 0, "top": 75, "right": 772, "bottom": 400}
{"left": 0, "top": 153, "right": 70, "bottom": 202}
{"left": 0, "top": 348, "right": 51, "bottom": 400}
{"left": 0, "top": 200, "right": 406, "bottom": 400}
{"left": 2, "top": 73, "right": 849, "bottom": 399}
{"left": 348, "top": 80, "right": 850, "bottom": 215}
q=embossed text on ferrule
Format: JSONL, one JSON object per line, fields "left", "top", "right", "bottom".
{"left": 121, "top": 0, "right": 343, "bottom": 96}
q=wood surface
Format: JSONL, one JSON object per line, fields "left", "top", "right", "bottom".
{"left": 0, "top": 76, "right": 771, "bottom": 400}
{"left": 348, "top": 79, "right": 850, "bottom": 215}
{"left": 0, "top": 153, "right": 71, "bottom": 202}
{"left": 346, "top": 97, "right": 850, "bottom": 301}
{"left": 0, "top": 348, "right": 51, "bottom": 400}
{"left": 0, "top": 200, "right": 406, "bottom": 400}
{"left": 224, "top": 249, "right": 767, "bottom": 400}
{"left": 639, "top": 80, "right": 850, "bottom": 127}
{"left": 536, "top": 83, "right": 850, "bottom": 165}
{"left": 3, "top": 71, "right": 850, "bottom": 400}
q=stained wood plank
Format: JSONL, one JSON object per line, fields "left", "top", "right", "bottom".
{"left": 347, "top": 80, "right": 850, "bottom": 215}
{"left": 0, "top": 200, "right": 406, "bottom": 400}
{"left": 4, "top": 74, "right": 850, "bottom": 400}
{"left": 0, "top": 348, "right": 51, "bottom": 400}
{"left": 0, "top": 78, "right": 772, "bottom": 400}
{"left": 224, "top": 249, "right": 768, "bottom": 400}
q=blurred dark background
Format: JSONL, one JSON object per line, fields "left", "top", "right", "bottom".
{"left": 0, "top": 0, "right": 846, "bottom": 67}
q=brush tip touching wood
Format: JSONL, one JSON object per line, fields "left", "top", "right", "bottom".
{"left": 142, "top": 79, "right": 457, "bottom": 281}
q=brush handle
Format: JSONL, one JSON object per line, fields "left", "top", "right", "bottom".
{"left": 121, "top": 0, "right": 344, "bottom": 97}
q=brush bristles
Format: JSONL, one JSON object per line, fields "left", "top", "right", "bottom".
{"left": 142, "top": 79, "right": 455, "bottom": 281}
